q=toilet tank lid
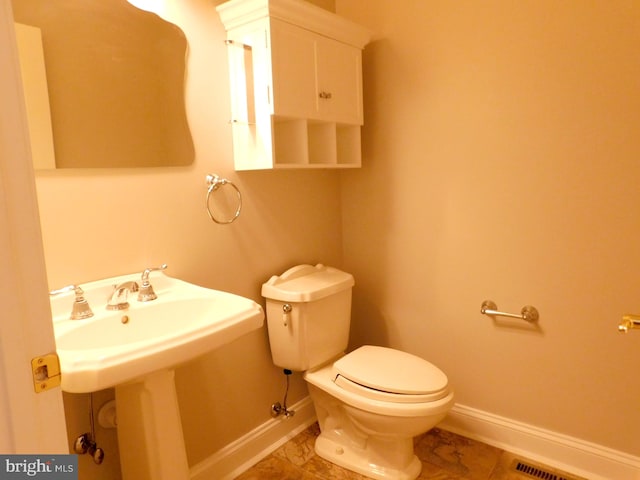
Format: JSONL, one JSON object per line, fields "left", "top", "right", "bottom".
{"left": 262, "top": 264, "right": 354, "bottom": 302}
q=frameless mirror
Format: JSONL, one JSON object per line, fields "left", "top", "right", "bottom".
{"left": 12, "top": 0, "right": 194, "bottom": 169}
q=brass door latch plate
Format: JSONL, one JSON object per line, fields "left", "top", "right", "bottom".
{"left": 31, "top": 353, "right": 61, "bottom": 392}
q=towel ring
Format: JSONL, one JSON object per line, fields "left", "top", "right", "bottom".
{"left": 205, "top": 174, "right": 242, "bottom": 224}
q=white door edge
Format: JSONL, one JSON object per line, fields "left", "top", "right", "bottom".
{"left": 0, "top": 0, "right": 68, "bottom": 454}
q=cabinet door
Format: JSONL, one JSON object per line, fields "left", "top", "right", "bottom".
{"left": 270, "top": 20, "right": 317, "bottom": 119}
{"left": 316, "top": 37, "right": 363, "bottom": 125}
{"left": 270, "top": 20, "right": 363, "bottom": 125}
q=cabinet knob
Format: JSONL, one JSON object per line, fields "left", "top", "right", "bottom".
{"left": 318, "top": 91, "right": 332, "bottom": 99}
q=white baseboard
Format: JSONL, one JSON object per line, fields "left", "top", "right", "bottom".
{"left": 189, "top": 397, "right": 317, "bottom": 480}
{"left": 439, "top": 404, "right": 640, "bottom": 480}
{"left": 189, "top": 399, "right": 640, "bottom": 480}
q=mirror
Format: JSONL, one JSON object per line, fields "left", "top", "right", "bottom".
{"left": 12, "top": 0, "right": 194, "bottom": 169}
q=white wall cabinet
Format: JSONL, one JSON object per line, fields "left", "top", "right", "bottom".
{"left": 271, "top": 19, "right": 362, "bottom": 125}
{"left": 217, "top": 0, "right": 371, "bottom": 170}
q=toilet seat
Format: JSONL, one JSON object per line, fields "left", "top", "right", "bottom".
{"left": 332, "top": 346, "right": 450, "bottom": 404}
{"left": 305, "top": 356, "right": 454, "bottom": 418}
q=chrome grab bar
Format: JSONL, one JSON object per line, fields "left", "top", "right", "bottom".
{"left": 481, "top": 300, "right": 539, "bottom": 323}
{"left": 618, "top": 314, "right": 640, "bottom": 333}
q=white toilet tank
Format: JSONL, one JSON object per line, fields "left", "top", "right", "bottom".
{"left": 262, "top": 264, "right": 355, "bottom": 371}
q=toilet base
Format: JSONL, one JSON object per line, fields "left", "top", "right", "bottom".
{"left": 314, "top": 433, "right": 422, "bottom": 480}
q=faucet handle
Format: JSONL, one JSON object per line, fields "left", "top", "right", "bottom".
{"left": 50, "top": 284, "right": 94, "bottom": 320}
{"left": 138, "top": 264, "right": 167, "bottom": 302}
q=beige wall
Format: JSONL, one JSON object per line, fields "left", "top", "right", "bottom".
{"left": 33, "top": 0, "right": 339, "bottom": 478}
{"left": 29, "top": 0, "right": 640, "bottom": 477}
{"left": 338, "top": 0, "right": 640, "bottom": 457}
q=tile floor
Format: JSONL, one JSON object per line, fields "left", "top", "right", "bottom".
{"left": 235, "top": 423, "right": 584, "bottom": 480}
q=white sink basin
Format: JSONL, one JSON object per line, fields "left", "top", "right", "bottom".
{"left": 51, "top": 272, "right": 264, "bottom": 393}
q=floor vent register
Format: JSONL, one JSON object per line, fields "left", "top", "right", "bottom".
{"left": 511, "top": 459, "right": 583, "bottom": 480}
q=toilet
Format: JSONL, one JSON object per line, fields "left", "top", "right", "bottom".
{"left": 262, "top": 264, "right": 454, "bottom": 480}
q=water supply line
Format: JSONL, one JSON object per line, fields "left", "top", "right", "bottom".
{"left": 271, "top": 369, "right": 295, "bottom": 419}
{"left": 73, "top": 393, "right": 105, "bottom": 464}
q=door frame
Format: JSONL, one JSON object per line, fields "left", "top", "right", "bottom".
{"left": 0, "top": 0, "right": 67, "bottom": 453}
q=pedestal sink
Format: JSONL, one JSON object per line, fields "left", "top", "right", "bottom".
{"left": 50, "top": 272, "right": 264, "bottom": 480}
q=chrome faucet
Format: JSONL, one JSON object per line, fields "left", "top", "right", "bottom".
{"left": 107, "top": 281, "right": 139, "bottom": 311}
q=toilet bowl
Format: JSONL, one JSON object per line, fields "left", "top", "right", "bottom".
{"left": 262, "top": 264, "right": 454, "bottom": 480}
{"left": 304, "top": 346, "right": 454, "bottom": 479}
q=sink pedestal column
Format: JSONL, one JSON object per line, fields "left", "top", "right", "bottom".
{"left": 115, "top": 369, "right": 189, "bottom": 480}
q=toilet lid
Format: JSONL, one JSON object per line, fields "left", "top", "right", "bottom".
{"left": 333, "top": 346, "right": 449, "bottom": 402}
